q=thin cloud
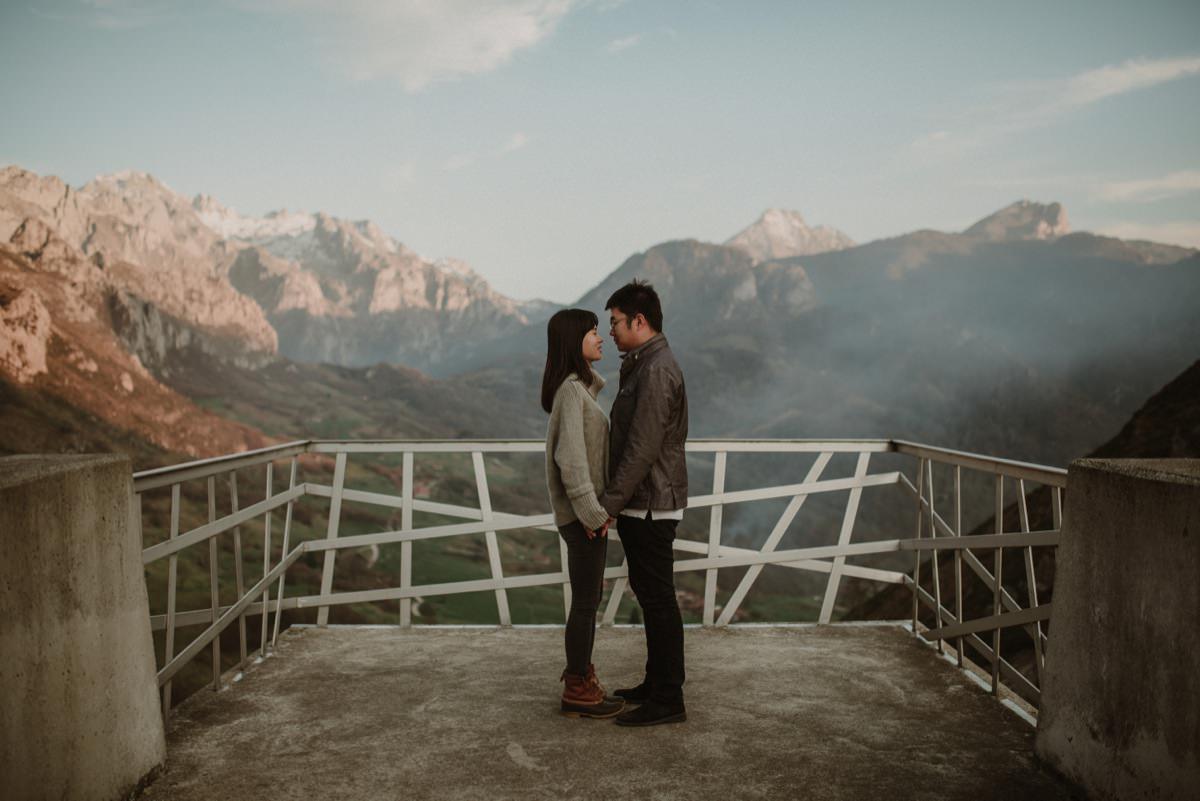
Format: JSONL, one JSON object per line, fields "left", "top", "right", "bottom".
{"left": 1062, "top": 57, "right": 1200, "bottom": 107}
{"left": 443, "top": 153, "right": 477, "bottom": 172}
{"left": 606, "top": 34, "right": 642, "bottom": 54}
{"left": 1098, "top": 221, "right": 1200, "bottom": 248}
{"left": 1098, "top": 169, "right": 1200, "bottom": 203}
{"left": 499, "top": 132, "right": 530, "bottom": 154}
{"left": 31, "top": 0, "right": 173, "bottom": 30}
{"left": 909, "top": 55, "right": 1200, "bottom": 162}
{"left": 254, "top": 1, "right": 577, "bottom": 91}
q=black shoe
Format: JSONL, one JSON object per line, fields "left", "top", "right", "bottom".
{"left": 613, "top": 682, "right": 652, "bottom": 704}
{"left": 615, "top": 700, "right": 686, "bottom": 727}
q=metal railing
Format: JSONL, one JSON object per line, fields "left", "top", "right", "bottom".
{"left": 133, "top": 438, "right": 1065, "bottom": 725}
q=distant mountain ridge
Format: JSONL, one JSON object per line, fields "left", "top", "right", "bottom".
{"left": 0, "top": 166, "right": 535, "bottom": 371}
{"left": 725, "top": 208, "right": 854, "bottom": 263}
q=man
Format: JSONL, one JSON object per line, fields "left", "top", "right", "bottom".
{"left": 598, "top": 279, "right": 689, "bottom": 727}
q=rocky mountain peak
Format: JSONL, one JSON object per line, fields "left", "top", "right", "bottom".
{"left": 725, "top": 208, "right": 855, "bottom": 264}
{"left": 964, "top": 200, "right": 1069, "bottom": 242}
{"left": 192, "top": 194, "right": 317, "bottom": 241}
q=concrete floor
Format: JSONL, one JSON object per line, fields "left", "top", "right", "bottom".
{"left": 142, "top": 625, "right": 1077, "bottom": 801}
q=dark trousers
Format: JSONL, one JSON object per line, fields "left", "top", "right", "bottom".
{"left": 558, "top": 521, "right": 608, "bottom": 676}
{"left": 618, "top": 514, "right": 685, "bottom": 704}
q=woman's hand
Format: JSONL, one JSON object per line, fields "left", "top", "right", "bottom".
{"left": 587, "top": 519, "right": 612, "bottom": 539}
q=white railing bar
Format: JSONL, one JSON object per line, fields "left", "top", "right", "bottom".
{"left": 716, "top": 452, "right": 833, "bottom": 626}
{"left": 311, "top": 440, "right": 545, "bottom": 454}
{"left": 304, "top": 512, "right": 557, "bottom": 552}
{"left": 270, "top": 458, "right": 298, "bottom": 649}
{"left": 156, "top": 545, "right": 306, "bottom": 687}
{"left": 890, "top": 440, "right": 1067, "bottom": 487}
{"left": 687, "top": 471, "right": 901, "bottom": 508}
{"left": 900, "top": 530, "right": 1060, "bottom": 550}
{"left": 600, "top": 560, "right": 628, "bottom": 626}
{"left": 954, "top": 464, "right": 964, "bottom": 668}
{"left": 303, "top": 483, "right": 559, "bottom": 532}
{"left": 206, "top": 477, "right": 220, "bottom": 690}
{"left": 685, "top": 439, "right": 892, "bottom": 453}
{"left": 152, "top": 596, "right": 304, "bottom": 631}
{"left": 897, "top": 473, "right": 1051, "bottom": 625}
{"left": 400, "top": 451, "right": 414, "bottom": 627}
{"left": 160, "top": 484, "right": 179, "bottom": 722}
{"left": 907, "top": 580, "right": 1041, "bottom": 705}
{"left": 258, "top": 461, "right": 274, "bottom": 659}
{"left": 1018, "top": 479, "right": 1047, "bottom": 681}
{"left": 133, "top": 441, "right": 310, "bottom": 492}
{"left": 926, "top": 459, "right": 944, "bottom": 654}
{"left": 992, "top": 475, "right": 1004, "bottom": 695}
{"left": 472, "top": 451, "right": 511, "bottom": 626}
{"left": 910, "top": 457, "right": 925, "bottom": 634}
{"left": 819, "top": 452, "right": 870, "bottom": 624}
{"left": 229, "top": 472, "right": 248, "bottom": 670}
{"left": 702, "top": 452, "right": 727, "bottom": 626}
{"left": 316, "top": 453, "right": 348, "bottom": 627}
{"left": 923, "top": 603, "right": 1053, "bottom": 642}
{"left": 141, "top": 485, "right": 305, "bottom": 564}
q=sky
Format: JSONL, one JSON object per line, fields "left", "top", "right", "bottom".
{"left": 2, "top": 0, "right": 1198, "bottom": 302}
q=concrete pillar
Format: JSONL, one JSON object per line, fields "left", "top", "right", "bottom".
{"left": 0, "top": 455, "right": 166, "bottom": 801}
{"left": 1036, "top": 459, "right": 1200, "bottom": 801}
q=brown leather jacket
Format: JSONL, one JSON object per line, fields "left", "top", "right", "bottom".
{"left": 598, "top": 334, "right": 689, "bottom": 517}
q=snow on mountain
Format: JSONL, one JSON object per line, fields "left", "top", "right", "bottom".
{"left": 192, "top": 194, "right": 316, "bottom": 241}
{"left": 725, "top": 209, "right": 855, "bottom": 264}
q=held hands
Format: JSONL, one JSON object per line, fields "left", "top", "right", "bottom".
{"left": 586, "top": 517, "right": 615, "bottom": 540}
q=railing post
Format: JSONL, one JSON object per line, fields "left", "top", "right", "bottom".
{"left": 229, "top": 471, "right": 247, "bottom": 670}
{"left": 927, "top": 459, "right": 943, "bottom": 654}
{"left": 160, "top": 485, "right": 178, "bottom": 723}
{"left": 259, "top": 461, "right": 273, "bottom": 658}
{"left": 954, "top": 465, "right": 964, "bottom": 668}
{"left": 316, "top": 452, "right": 347, "bottom": 627}
{"left": 910, "top": 457, "right": 926, "bottom": 634}
{"left": 472, "top": 451, "right": 511, "bottom": 626}
{"left": 400, "top": 451, "right": 414, "bottom": 627}
{"left": 703, "top": 451, "right": 727, "bottom": 626}
{"left": 992, "top": 474, "right": 1003, "bottom": 696}
{"left": 271, "top": 458, "right": 299, "bottom": 648}
{"left": 819, "top": 452, "right": 870, "bottom": 624}
{"left": 1018, "top": 479, "right": 1045, "bottom": 683}
{"left": 207, "top": 476, "right": 221, "bottom": 690}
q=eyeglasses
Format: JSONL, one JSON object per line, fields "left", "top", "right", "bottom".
{"left": 609, "top": 314, "right": 634, "bottom": 330}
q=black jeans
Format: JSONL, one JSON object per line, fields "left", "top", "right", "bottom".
{"left": 558, "top": 520, "right": 608, "bottom": 676}
{"left": 618, "top": 514, "right": 685, "bottom": 704}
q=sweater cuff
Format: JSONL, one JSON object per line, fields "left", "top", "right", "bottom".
{"left": 574, "top": 494, "right": 611, "bottom": 532}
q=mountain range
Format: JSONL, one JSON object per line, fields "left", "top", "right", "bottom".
{"left": 2, "top": 164, "right": 1197, "bottom": 485}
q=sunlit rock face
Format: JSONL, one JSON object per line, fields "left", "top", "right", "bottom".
{"left": 0, "top": 166, "right": 536, "bottom": 373}
{"left": 0, "top": 167, "right": 278, "bottom": 355}
{"left": 194, "top": 193, "right": 531, "bottom": 370}
{"left": 0, "top": 284, "right": 51, "bottom": 383}
{"left": 725, "top": 208, "right": 855, "bottom": 264}
{"left": 963, "top": 200, "right": 1069, "bottom": 242}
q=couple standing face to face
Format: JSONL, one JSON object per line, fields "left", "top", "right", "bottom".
{"left": 542, "top": 281, "right": 689, "bottom": 726}
{"left": 578, "top": 307, "right": 655, "bottom": 365}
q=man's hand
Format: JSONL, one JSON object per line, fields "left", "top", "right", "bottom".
{"left": 587, "top": 518, "right": 615, "bottom": 540}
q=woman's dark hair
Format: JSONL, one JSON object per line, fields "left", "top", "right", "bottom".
{"left": 541, "top": 308, "right": 598, "bottom": 413}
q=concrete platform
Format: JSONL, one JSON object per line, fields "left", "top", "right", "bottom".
{"left": 142, "top": 625, "right": 1074, "bottom": 800}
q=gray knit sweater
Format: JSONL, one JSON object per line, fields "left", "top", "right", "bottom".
{"left": 545, "top": 371, "right": 610, "bottom": 531}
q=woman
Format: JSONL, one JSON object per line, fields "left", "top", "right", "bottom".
{"left": 542, "top": 308, "right": 624, "bottom": 719}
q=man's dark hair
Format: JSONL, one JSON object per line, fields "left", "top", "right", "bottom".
{"left": 540, "top": 308, "right": 599, "bottom": 413}
{"left": 605, "top": 279, "right": 663, "bottom": 333}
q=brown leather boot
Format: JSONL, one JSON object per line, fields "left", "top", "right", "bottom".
{"left": 586, "top": 663, "right": 621, "bottom": 704}
{"left": 561, "top": 669, "right": 624, "bottom": 719}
